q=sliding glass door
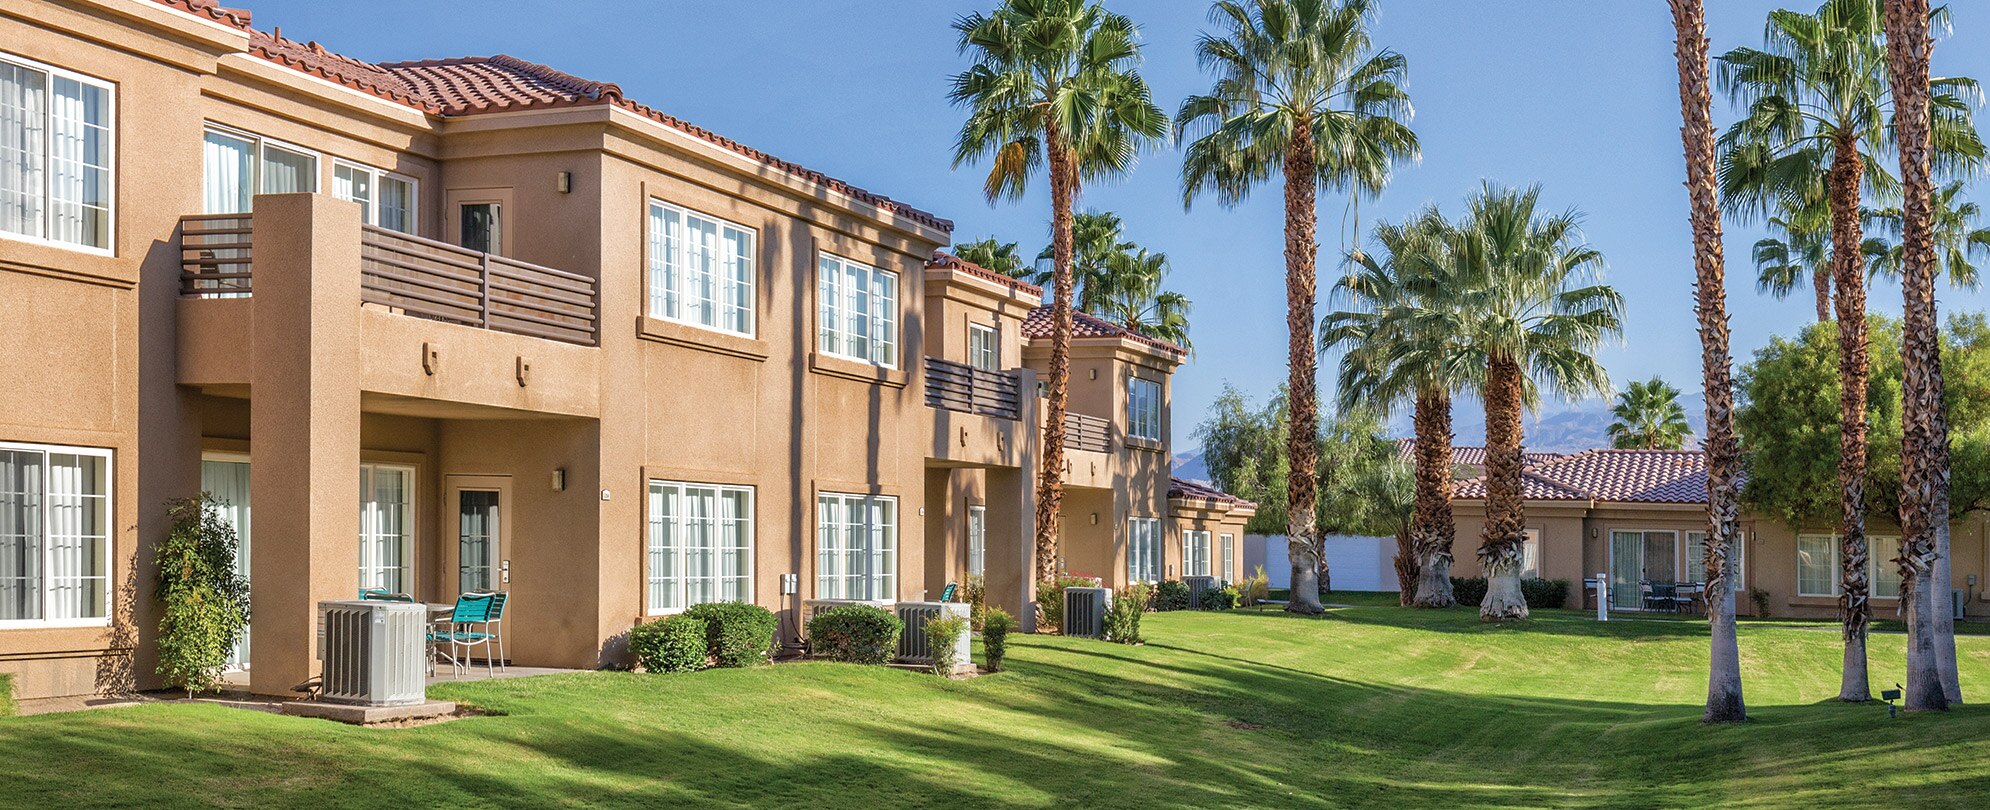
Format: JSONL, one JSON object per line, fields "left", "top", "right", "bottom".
{"left": 359, "top": 464, "right": 413, "bottom": 594}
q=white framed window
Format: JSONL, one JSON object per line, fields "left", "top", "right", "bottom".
{"left": 1796, "top": 534, "right": 1836, "bottom": 597}
{"left": 1184, "top": 529, "right": 1211, "bottom": 577}
{"left": 0, "top": 442, "right": 111, "bottom": 627}
{"left": 1521, "top": 528, "right": 1541, "bottom": 579}
{"left": 817, "top": 492, "right": 896, "bottom": 600}
{"left": 358, "top": 464, "right": 413, "bottom": 595}
{"left": 1127, "top": 517, "right": 1160, "bottom": 583}
{"left": 1128, "top": 376, "right": 1161, "bottom": 441}
{"left": 332, "top": 160, "right": 417, "bottom": 234}
{"left": 967, "top": 505, "right": 986, "bottom": 577}
{"left": 1685, "top": 530, "right": 1747, "bottom": 586}
{"left": 1220, "top": 533, "right": 1234, "bottom": 581}
{"left": 1, "top": 52, "right": 114, "bottom": 252}
{"left": 202, "top": 124, "right": 317, "bottom": 215}
{"left": 647, "top": 481, "right": 754, "bottom": 614}
{"left": 818, "top": 253, "right": 898, "bottom": 367}
{"left": 1871, "top": 535, "right": 1903, "bottom": 599}
{"left": 649, "top": 200, "right": 755, "bottom": 337}
{"left": 968, "top": 323, "right": 999, "bottom": 371}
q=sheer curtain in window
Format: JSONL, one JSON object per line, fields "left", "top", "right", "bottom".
{"left": 46, "top": 77, "right": 108, "bottom": 248}
{"left": 202, "top": 131, "right": 252, "bottom": 215}
{"left": 0, "top": 450, "right": 42, "bottom": 621}
{"left": 201, "top": 459, "right": 250, "bottom": 666}
{"left": 260, "top": 144, "right": 314, "bottom": 195}
{"left": 1, "top": 63, "right": 46, "bottom": 239}
{"left": 44, "top": 453, "right": 105, "bottom": 620}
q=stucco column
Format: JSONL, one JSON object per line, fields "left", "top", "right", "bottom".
{"left": 248, "top": 193, "right": 363, "bottom": 696}
{"left": 986, "top": 368, "right": 1041, "bottom": 630}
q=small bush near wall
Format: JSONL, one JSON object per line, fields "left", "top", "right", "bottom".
{"left": 1034, "top": 576, "right": 1099, "bottom": 633}
{"left": 983, "top": 609, "right": 1015, "bottom": 672}
{"left": 1451, "top": 577, "right": 1569, "bottom": 610}
{"left": 808, "top": 605, "right": 903, "bottom": 665}
{"left": 962, "top": 575, "right": 987, "bottom": 631}
{"left": 156, "top": 496, "right": 252, "bottom": 696}
{"left": 1239, "top": 567, "right": 1270, "bottom": 607}
{"left": 0, "top": 673, "right": 12, "bottom": 717}
{"left": 1450, "top": 577, "right": 1489, "bottom": 606}
{"left": 1199, "top": 585, "right": 1241, "bottom": 611}
{"left": 1749, "top": 588, "right": 1772, "bottom": 618}
{"left": 1105, "top": 584, "right": 1151, "bottom": 645}
{"left": 925, "top": 615, "right": 969, "bottom": 676}
{"left": 1153, "top": 580, "right": 1191, "bottom": 612}
{"left": 630, "top": 615, "right": 709, "bottom": 674}
{"left": 683, "top": 603, "right": 778, "bottom": 668}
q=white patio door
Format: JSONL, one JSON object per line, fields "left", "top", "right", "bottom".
{"left": 359, "top": 464, "right": 414, "bottom": 595}
{"left": 201, "top": 456, "right": 251, "bottom": 670}
{"left": 447, "top": 475, "right": 510, "bottom": 596}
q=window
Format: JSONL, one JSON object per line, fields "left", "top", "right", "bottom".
{"left": 202, "top": 125, "right": 316, "bottom": 215}
{"left": 818, "top": 253, "right": 898, "bottom": 367}
{"left": 458, "top": 490, "right": 500, "bottom": 594}
{"left": 816, "top": 493, "right": 896, "bottom": 600}
{"left": 1128, "top": 376, "right": 1161, "bottom": 441}
{"left": 1127, "top": 517, "right": 1160, "bottom": 583}
{"left": 1220, "top": 533, "right": 1234, "bottom": 582}
{"left": 333, "top": 161, "right": 416, "bottom": 234}
{"left": 968, "top": 323, "right": 999, "bottom": 371}
{"left": 1796, "top": 534, "right": 1836, "bottom": 597}
{"left": 1, "top": 53, "right": 113, "bottom": 251}
{"left": 0, "top": 442, "right": 110, "bottom": 626}
{"left": 647, "top": 481, "right": 753, "bottom": 613}
{"left": 459, "top": 202, "right": 500, "bottom": 254}
{"left": 1520, "top": 529, "right": 1541, "bottom": 578}
{"left": 648, "top": 200, "right": 755, "bottom": 336}
{"left": 358, "top": 464, "right": 413, "bottom": 594}
{"left": 1871, "top": 535, "right": 1903, "bottom": 599}
{"left": 1685, "top": 530, "right": 1747, "bottom": 586}
{"left": 967, "top": 505, "right": 986, "bottom": 577}
{"left": 1184, "top": 529, "right": 1211, "bottom": 577}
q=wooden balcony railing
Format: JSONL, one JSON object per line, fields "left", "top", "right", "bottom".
{"left": 179, "top": 213, "right": 254, "bottom": 297}
{"left": 1060, "top": 411, "right": 1112, "bottom": 454}
{"left": 923, "top": 356, "right": 1022, "bottom": 420}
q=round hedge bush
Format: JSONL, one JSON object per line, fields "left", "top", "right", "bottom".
{"left": 807, "top": 605, "right": 902, "bottom": 665}
{"left": 683, "top": 602, "right": 778, "bottom": 667}
{"left": 630, "top": 614, "right": 708, "bottom": 673}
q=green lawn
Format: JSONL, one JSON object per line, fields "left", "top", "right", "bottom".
{"left": 6, "top": 606, "right": 1990, "bottom": 807}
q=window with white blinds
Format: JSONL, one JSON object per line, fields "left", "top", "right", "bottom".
{"left": 0, "top": 442, "right": 110, "bottom": 626}
{"left": 816, "top": 493, "right": 896, "bottom": 600}
{"left": 647, "top": 481, "right": 754, "bottom": 614}
{"left": 1, "top": 52, "right": 113, "bottom": 251}
{"left": 649, "top": 200, "right": 755, "bottom": 337}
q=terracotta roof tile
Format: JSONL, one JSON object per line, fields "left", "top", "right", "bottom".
{"left": 1021, "top": 307, "right": 1186, "bottom": 358}
{"left": 1454, "top": 448, "right": 1711, "bottom": 505}
{"left": 925, "top": 252, "right": 1043, "bottom": 298}
{"left": 1394, "top": 439, "right": 1562, "bottom": 468}
{"left": 249, "top": 30, "right": 436, "bottom": 112}
{"left": 1169, "top": 477, "right": 1257, "bottom": 510}
{"left": 152, "top": 0, "right": 253, "bottom": 30}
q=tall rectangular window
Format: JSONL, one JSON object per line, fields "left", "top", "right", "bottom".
{"left": 818, "top": 253, "right": 898, "bottom": 367}
{"left": 967, "top": 505, "right": 986, "bottom": 577}
{"left": 816, "top": 493, "right": 896, "bottom": 600}
{"left": 1127, "top": 517, "right": 1160, "bottom": 583}
{"left": 1871, "top": 535, "right": 1903, "bottom": 599}
{"left": 202, "top": 125, "right": 316, "bottom": 215}
{"left": 968, "top": 323, "right": 999, "bottom": 371}
{"left": 1796, "top": 534, "right": 1836, "bottom": 597}
{"left": 333, "top": 161, "right": 417, "bottom": 234}
{"left": 0, "top": 442, "right": 110, "bottom": 626}
{"left": 1220, "top": 533, "right": 1234, "bottom": 582}
{"left": 1184, "top": 529, "right": 1211, "bottom": 577}
{"left": 647, "top": 481, "right": 754, "bottom": 613}
{"left": 1686, "top": 530, "right": 1747, "bottom": 586}
{"left": 358, "top": 464, "right": 413, "bottom": 595}
{"left": 648, "top": 200, "right": 755, "bottom": 337}
{"left": 1128, "top": 376, "right": 1161, "bottom": 441}
{"left": 2, "top": 53, "right": 113, "bottom": 251}
{"left": 1521, "top": 529, "right": 1541, "bottom": 578}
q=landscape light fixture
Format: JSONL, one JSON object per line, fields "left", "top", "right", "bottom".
{"left": 1881, "top": 685, "right": 1902, "bottom": 719}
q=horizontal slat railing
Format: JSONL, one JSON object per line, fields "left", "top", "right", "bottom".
{"left": 1060, "top": 411, "right": 1112, "bottom": 454}
{"left": 360, "top": 225, "right": 599, "bottom": 346}
{"left": 923, "top": 356, "right": 1022, "bottom": 420}
{"left": 179, "top": 214, "right": 254, "bottom": 297}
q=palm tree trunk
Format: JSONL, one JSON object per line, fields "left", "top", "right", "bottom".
{"left": 1829, "top": 132, "right": 1872, "bottom": 703}
{"left": 1671, "top": 0, "right": 1745, "bottom": 723}
{"left": 1411, "top": 390, "right": 1458, "bottom": 608}
{"left": 1034, "top": 125, "right": 1074, "bottom": 592}
{"left": 1478, "top": 355, "right": 1529, "bottom": 621}
{"left": 1883, "top": 0, "right": 1951, "bottom": 711}
{"left": 1813, "top": 270, "right": 1832, "bottom": 324}
{"left": 1282, "top": 117, "right": 1324, "bottom": 615}
{"left": 1393, "top": 527, "right": 1418, "bottom": 606}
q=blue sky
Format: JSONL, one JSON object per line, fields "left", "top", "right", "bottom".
{"left": 246, "top": 0, "right": 1990, "bottom": 440}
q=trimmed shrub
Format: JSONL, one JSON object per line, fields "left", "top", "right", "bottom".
{"left": 983, "top": 608, "right": 1015, "bottom": 672}
{"left": 1749, "top": 587, "right": 1772, "bottom": 618}
{"left": 1105, "top": 583, "right": 1151, "bottom": 644}
{"left": 0, "top": 673, "right": 12, "bottom": 717}
{"left": 1450, "top": 576, "right": 1489, "bottom": 606}
{"left": 682, "top": 602, "right": 778, "bottom": 668}
{"left": 808, "top": 605, "right": 903, "bottom": 665}
{"left": 1199, "top": 584, "right": 1241, "bottom": 611}
{"left": 1239, "top": 566, "right": 1270, "bottom": 607}
{"left": 1152, "top": 580, "right": 1191, "bottom": 611}
{"left": 1519, "top": 578, "right": 1570, "bottom": 610}
{"left": 156, "top": 496, "right": 252, "bottom": 696}
{"left": 962, "top": 575, "right": 987, "bottom": 631}
{"left": 925, "top": 615, "right": 969, "bottom": 676}
{"left": 630, "top": 614, "right": 709, "bottom": 673}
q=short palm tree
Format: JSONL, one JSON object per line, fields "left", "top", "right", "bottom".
{"left": 1097, "top": 247, "right": 1193, "bottom": 349}
{"left": 1032, "top": 211, "right": 1135, "bottom": 310}
{"left": 1717, "top": 0, "right": 1983, "bottom": 702}
{"left": 1607, "top": 377, "right": 1693, "bottom": 450}
{"left": 1324, "top": 209, "right": 1475, "bottom": 608}
{"left": 951, "top": 0, "right": 1167, "bottom": 590}
{"left": 1751, "top": 196, "right": 1833, "bottom": 322}
{"left": 950, "top": 238, "right": 1028, "bottom": 277}
{"left": 1452, "top": 183, "right": 1622, "bottom": 621}
{"left": 1177, "top": 0, "right": 1418, "bottom": 614}
{"left": 1866, "top": 181, "right": 1990, "bottom": 291}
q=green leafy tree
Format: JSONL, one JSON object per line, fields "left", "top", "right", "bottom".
{"left": 155, "top": 496, "right": 251, "bottom": 696}
{"left": 1195, "top": 383, "right": 1289, "bottom": 535}
{"left": 1608, "top": 376, "right": 1694, "bottom": 450}
{"left": 1317, "top": 409, "right": 1414, "bottom": 597}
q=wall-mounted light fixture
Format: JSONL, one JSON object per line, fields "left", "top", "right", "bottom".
{"left": 556, "top": 171, "right": 572, "bottom": 193}
{"left": 551, "top": 467, "right": 566, "bottom": 492}
{"left": 1090, "top": 512, "right": 1099, "bottom": 526}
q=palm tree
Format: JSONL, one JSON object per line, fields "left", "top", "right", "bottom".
{"left": 1177, "top": 0, "right": 1418, "bottom": 614}
{"left": 1671, "top": 0, "right": 1748, "bottom": 725}
{"left": 1752, "top": 197, "right": 1833, "bottom": 322}
{"left": 1452, "top": 183, "right": 1622, "bottom": 621}
{"left": 1716, "top": 0, "right": 1982, "bottom": 702}
{"left": 1608, "top": 377, "right": 1693, "bottom": 450}
{"left": 951, "top": 0, "right": 1167, "bottom": 591}
{"left": 1032, "top": 211, "right": 1135, "bottom": 310}
{"left": 1324, "top": 209, "right": 1474, "bottom": 608}
{"left": 1866, "top": 181, "right": 1990, "bottom": 291}
{"left": 1882, "top": 0, "right": 1952, "bottom": 712}
{"left": 1097, "top": 247, "right": 1193, "bottom": 349}
{"left": 951, "top": 238, "right": 1028, "bottom": 277}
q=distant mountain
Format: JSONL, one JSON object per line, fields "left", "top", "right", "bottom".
{"left": 1386, "top": 392, "right": 1707, "bottom": 453}
{"left": 1171, "top": 448, "right": 1209, "bottom": 482}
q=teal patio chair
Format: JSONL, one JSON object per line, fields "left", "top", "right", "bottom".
{"left": 428, "top": 592, "right": 502, "bottom": 678}
{"left": 359, "top": 588, "right": 414, "bottom": 602}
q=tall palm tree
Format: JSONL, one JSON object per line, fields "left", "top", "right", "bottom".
{"left": 951, "top": 0, "right": 1167, "bottom": 591}
{"left": 1324, "top": 209, "right": 1474, "bottom": 608}
{"left": 1032, "top": 211, "right": 1135, "bottom": 310}
{"left": 1882, "top": 0, "right": 1952, "bottom": 712}
{"left": 1866, "top": 181, "right": 1990, "bottom": 291}
{"left": 1608, "top": 377, "right": 1693, "bottom": 450}
{"left": 1452, "top": 183, "right": 1622, "bottom": 621}
{"left": 1752, "top": 197, "right": 1834, "bottom": 322}
{"left": 1716, "top": 0, "right": 1982, "bottom": 701}
{"left": 1671, "top": 0, "right": 1747, "bottom": 724}
{"left": 1177, "top": 0, "right": 1418, "bottom": 614}
{"left": 951, "top": 238, "right": 1028, "bottom": 277}
{"left": 1097, "top": 247, "right": 1194, "bottom": 349}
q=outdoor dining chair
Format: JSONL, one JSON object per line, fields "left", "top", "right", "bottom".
{"left": 359, "top": 588, "right": 414, "bottom": 602}
{"left": 428, "top": 592, "right": 507, "bottom": 678}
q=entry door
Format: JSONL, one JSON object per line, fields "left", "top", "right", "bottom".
{"left": 201, "top": 455, "right": 251, "bottom": 670}
{"left": 446, "top": 476, "right": 511, "bottom": 596}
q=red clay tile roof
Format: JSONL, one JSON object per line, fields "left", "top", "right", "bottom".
{"left": 1393, "top": 439, "right": 1563, "bottom": 468}
{"left": 925, "top": 252, "right": 1043, "bottom": 298}
{"left": 1454, "top": 448, "right": 1710, "bottom": 505}
{"left": 249, "top": 30, "right": 437, "bottom": 112}
{"left": 1021, "top": 307, "right": 1186, "bottom": 358}
{"left": 1169, "top": 477, "right": 1257, "bottom": 510}
{"left": 152, "top": 0, "right": 253, "bottom": 30}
